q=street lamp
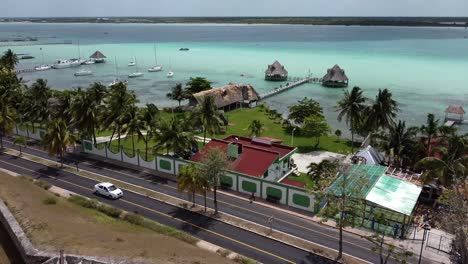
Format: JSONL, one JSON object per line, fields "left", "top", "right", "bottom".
{"left": 418, "top": 223, "right": 431, "bottom": 264}
{"left": 291, "top": 127, "right": 296, "bottom": 146}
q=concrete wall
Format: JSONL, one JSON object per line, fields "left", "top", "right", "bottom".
{"left": 156, "top": 155, "right": 175, "bottom": 174}
{"left": 238, "top": 175, "right": 261, "bottom": 197}
{"left": 106, "top": 147, "right": 122, "bottom": 161}
{"left": 122, "top": 151, "right": 139, "bottom": 166}
{"left": 139, "top": 154, "right": 156, "bottom": 170}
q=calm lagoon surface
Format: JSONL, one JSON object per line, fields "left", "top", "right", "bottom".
{"left": 1, "top": 23, "right": 467, "bottom": 134}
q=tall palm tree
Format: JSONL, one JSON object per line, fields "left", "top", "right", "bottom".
{"left": 88, "top": 82, "right": 108, "bottom": 106}
{"left": 194, "top": 95, "right": 220, "bottom": 145}
{"left": 13, "top": 135, "right": 27, "bottom": 155}
{"left": 70, "top": 92, "right": 97, "bottom": 144}
{"left": 335, "top": 86, "right": 367, "bottom": 153}
{"left": 41, "top": 118, "right": 75, "bottom": 167}
{"left": 138, "top": 103, "right": 160, "bottom": 160}
{"left": 366, "top": 89, "right": 399, "bottom": 131}
{"left": 177, "top": 164, "right": 204, "bottom": 207}
{"left": 155, "top": 117, "right": 196, "bottom": 156}
{"left": 24, "top": 79, "right": 52, "bottom": 131}
{"left": 420, "top": 113, "right": 440, "bottom": 157}
{"left": 307, "top": 160, "right": 338, "bottom": 187}
{"left": 0, "top": 94, "right": 17, "bottom": 148}
{"left": 123, "top": 104, "right": 145, "bottom": 156}
{"left": 166, "top": 83, "right": 188, "bottom": 107}
{"left": 248, "top": 120, "right": 264, "bottom": 137}
{"left": 0, "top": 49, "right": 18, "bottom": 70}
{"left": 415, "top": 132, "right": 467, "bottom": 186}
{"left": 374, "top": 120, "right": 419, "bottom": 168}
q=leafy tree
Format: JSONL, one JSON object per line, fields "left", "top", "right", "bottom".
{"left": 194, "top": 95, "right": 221, "bottom": 145}
{"left": 334, "top": 129, "right": 342, "bottom": 140}
{"left": 306, "top": 160, "right": 338, "bottom": 188}
{"left": 415, "top": 132, "right": 467, "bottom": 186}
{"left": 123, "top": 104, "right": 145, "bottom": 156}
{"left": 302, "top": 115, "right": 330, "bottom": 148}
{"left": 138, "top": 103, "right": 160, "bottom": 161}
{"left": 288, "top": 97, "right": 323, "bottom": 125}
{"left": 23, "top": 79, "right": 52, "bottom": 131}
{"left": 335, "top": 86, "right": 367, "bottom": 153}
{"left": 41, "top": 118, "right": 75, "bottom": 167}
{"left": 0, "top": 94, "right": 16, "bottom": 148}
{"left": 374, "top": 120, "right": 420, "bottom": 168}
{"left": 248, "top": 119, "right": 264, "bottom": 137}
{"left": 185, "top": 77, "right": 212, "bottom": 94}
{"left": 0, "top": 49, "right": 18, "bottom": 70}
{"left": 366, "top": 88, "right": 399, "bottom": 131}
{"left": 367, "top": 212, "right": 413, "bottom": 264}
{"left": 177, "top": 164, "right": 205, "bottom": 207}
{"left": 13, "top": 135, "right": 27, "bottom": 155}
{"left": 199, "top": 147, "right": 230, "bottom": 214}
{"left": 420, "top": 113, "right": 440, "bottom": 157}
{"left": 320, "top": 164, "right": 369, "bottom": 261}
{"left": 166, "top": 83, "right": 189, "bottom": 107}
{"left": 155, "top": 117, "right": 196, "bottom": 156}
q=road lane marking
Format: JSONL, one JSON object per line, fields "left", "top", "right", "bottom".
{"left": 0, "top": 158, "right": 296, "bottom": 264}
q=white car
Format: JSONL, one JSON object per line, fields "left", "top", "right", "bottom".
{"left": 93, "top": 182, "right": 123, "bottom": 199}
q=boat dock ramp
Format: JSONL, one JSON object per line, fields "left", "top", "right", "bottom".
{"left": 259, "top": 76, "right": 321, "bottom": 100}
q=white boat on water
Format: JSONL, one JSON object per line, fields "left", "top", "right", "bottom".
{"left": 108, "top": 79, "right": 128, "bottom": 87}
{"left": 74, "top": 69, "right": 93, "bottom": 76}
{"left": 52, "top": 59, "right": 80, "bottom": 69}
{"left": 128, "top": 72, "right": 144, "bottom": 78}
{"left": 167, "top": 71, "right": 174, "bottom": 78}
{"left": 148, "top": 44, "right": 163, "bottom": 72}
{"left": 128, "top": 61, "right": 136, "bottom": 66}
{"left": 83, "top": 60, "right": 95, "bottom": 65}
{"left": 34, "top": 64, "right": 51, "bottom": 71}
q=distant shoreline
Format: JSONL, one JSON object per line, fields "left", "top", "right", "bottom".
{"left": 1, "top": 17, "right": 468, "bottom": 27}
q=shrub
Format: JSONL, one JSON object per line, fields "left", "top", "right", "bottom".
{"left": 98, "top": 204, "right": 122, "bottom": 218}
{"left": 42, "top": 197, "right": 57, "bottom": 205}
{"left": 68, "top": 195, "right": 98, "bottom": 209}
{"left": 122, "top": 212, "right": 144, "bottom": 225}
{"left": 34, "top": 180, "right": 51, "bottom": 190}
{"left": 234, "top": 256, "right": 257, "bottom": 264}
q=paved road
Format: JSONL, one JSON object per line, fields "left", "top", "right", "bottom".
{"left": 2, "top": 138, "right": 423, "bottom": 263}
{"left": 0, "top": 152, "right": 336, "bottom": 264}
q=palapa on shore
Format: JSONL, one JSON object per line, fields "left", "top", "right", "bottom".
{"left": 189, "top": 83, "right": 260, "bottom": 111}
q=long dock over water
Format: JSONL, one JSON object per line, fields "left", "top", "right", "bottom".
{"left": 259, "top": 76, "right": 321, "bottom": 100}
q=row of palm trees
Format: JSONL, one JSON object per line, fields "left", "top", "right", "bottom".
{"left": 336, "top": 86, "right": 467, "bottom": 186}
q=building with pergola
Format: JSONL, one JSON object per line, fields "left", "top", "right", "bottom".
{"left": 444, "top": 104, "right": 465, "bottom": 124}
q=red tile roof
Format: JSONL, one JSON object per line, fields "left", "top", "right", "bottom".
{"left": 192, "top": 138, "right": 282, "bottom": 177}
{"left": 223, "top": 135, "right": 295, "bottom": 159}
{"left": 279, "top": 178, "right": 306, "bottom": 189}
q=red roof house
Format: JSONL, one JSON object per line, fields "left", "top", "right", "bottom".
{"left": 192, "top": 136, "right": 297, "bottom": 180}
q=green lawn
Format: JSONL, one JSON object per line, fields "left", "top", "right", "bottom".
{"left": 216, "top": 107, "right": 352, "bottom": 154}
{"left": 287, "top": 173, "right": 316, "bottom": 190}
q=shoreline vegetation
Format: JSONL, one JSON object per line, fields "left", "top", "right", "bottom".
{"left": 1, "top": 16, "right": 468, "bottom": 27}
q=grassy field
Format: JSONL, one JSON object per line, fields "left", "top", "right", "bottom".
{"left": 0, "top": 172, "right": 234, "bottom": 264}
{"left": 287, "top": 173, "right": 316, "bottom": 190}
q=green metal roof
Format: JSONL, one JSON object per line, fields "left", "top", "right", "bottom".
{"left": 327, "top": 164, "right": 387, "bottom": 199}
{"left": 365, "top": 174, "right": 422, "bottom": 216}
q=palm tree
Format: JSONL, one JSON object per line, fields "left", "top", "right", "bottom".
{"left": 374, "top": 120, "right": 419, "bottom": 168}
{"left": 177, "top": 164, "right": 204, "bottom": 207}
{"left": 366, "top": 89, "right": 399, "bottom": 131}
{"left": 166, "top": 83, "right": 188, "bottom": 107}
{"left": 194, "top": 95, "right": 220, "bottom": 145}
{"left": 415, "top": 132, "right": 467, "bottom": 186}
{"left": 248, "top": 120, "right": 264, "bottom": 137}
{"left": 0, "top": 49, "right": 18, "bottom": 70}
{"left": 138, "top": 103, "right": 160, "bottom": 160}
{"left": 420, "top": 113, "right": 440, "bottom": 157}
{"left": 124, "top": 104, "right": 145, "bottom": 156}
{"left": 24, "top": 79, "right": 52, "bottom": 131}
{"left": 0, "top": 94, "right": 17, "bottom": 148}
{"left": 13, "top": 136, "right": 27, "bottom": 155}
{"left": 41, "top": 118, "right": 75, "bottom": 167}
{"left": 88, "top": 82, "right": 108, "bottom": 106}
{"left": 307, "top": 160, "right": 338, "bottom": 187}
{"left": 155, "top": 117, "right": 196, "bottom": 156}
{"left": 70, "top": 92, "right": 95, "bottom": 144}
{"left": 335, "top": 87, "right": 366, "bottom": 153}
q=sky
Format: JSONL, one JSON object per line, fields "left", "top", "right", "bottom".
{"left": 2, "top": 0, "right": 468, "bottom": 17}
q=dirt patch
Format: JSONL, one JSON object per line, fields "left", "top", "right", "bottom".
{"left": 0, "top": 172, "right": 234, "bottom": 264}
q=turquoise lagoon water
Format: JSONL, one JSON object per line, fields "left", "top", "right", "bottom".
{"left": 1, "top": 23, "right": 467, "bottom": 134}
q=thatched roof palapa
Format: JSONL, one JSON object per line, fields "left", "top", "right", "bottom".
{"left": 191, "top": 83, "right": 260, "bottom": 109}
{"left": 265, "top": 60, "right": 288, "bottom": 76}
{"left": 89, "top": 51, "right": 107, "bottom": 59}
{"left": 445, "top": 104, "right": 465, "bottom": 115}
{"left": 323, "top": 64, "right": 348, "bottom": 83}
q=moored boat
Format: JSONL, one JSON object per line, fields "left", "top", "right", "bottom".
{"left": 128, "top": 72, "right": 144, "bottom": 78}
{"left": 52, "top": 59, "right": 79, "bottom": 69}
{"left": 74, "top": 69, "right": 93, "bottom": 76}
{"left": 167, "top": 71, "right": 174, "bottom": 78}
{"left": 34, "top": 64, "right": 51, "bottom": 71}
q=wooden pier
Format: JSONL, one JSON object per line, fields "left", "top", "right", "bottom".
{"left": 259, "top": 76, "right": 320, "bottom": 100}
{"left": 15, "top": 68, "right": 36, "bottom": 74}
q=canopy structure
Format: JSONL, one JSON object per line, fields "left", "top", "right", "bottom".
{"left": 444, "top": 104, "right": 465, "bottom": 123}
{"left": 322, "top": 64, "right": 349, "bottom": 88}
{"left": 265, "top": 60, "right": 288, "bottom": 81}
{"left": 89, "top": 51, "right": 107, "bottom": 59}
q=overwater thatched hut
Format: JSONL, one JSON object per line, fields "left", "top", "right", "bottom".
{"left": 444, "top": 104, "right": 465, "bottom": 123}
{"left": 189, "top": 83, "right": 260, "bottom": 111}
{"left": 89, "top": 51, "right": 106, "bottom": 63}
{"left": 265, "top": 60, "right": 288, "bottom": 81}
{"left": 322, "top": 64, "right": 349, "bottom": 88}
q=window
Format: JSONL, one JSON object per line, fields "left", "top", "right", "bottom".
{"left": 108, "top": 185, "right": 117, "bottom": 191}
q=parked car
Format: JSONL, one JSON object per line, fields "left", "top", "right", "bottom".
{"left": 93, "top": 182, "right": 123, "bottom": 199}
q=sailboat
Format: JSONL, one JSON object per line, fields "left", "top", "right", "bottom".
{"left": 75, "top": 41, "right": 86, "bottom": 65}
{"left": 74, "top": 68, "right": 93, "bottom": 76}
{"left": 166, "top": 57, "right": 174, "bottom": 78}
{"left": 34, "top": 48, "right": 51, "bottom": 71}
{"left": 109, "top": 57, "right": 128, "bottom": 86}
{"left": 128, "top": 56, "right": 136, "bottom": 66}
{"left": 148, "top": 44, "right": 163, "bottom": 72}
{"left": 128, "top": 57, "right": 143, "bottom": 78}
